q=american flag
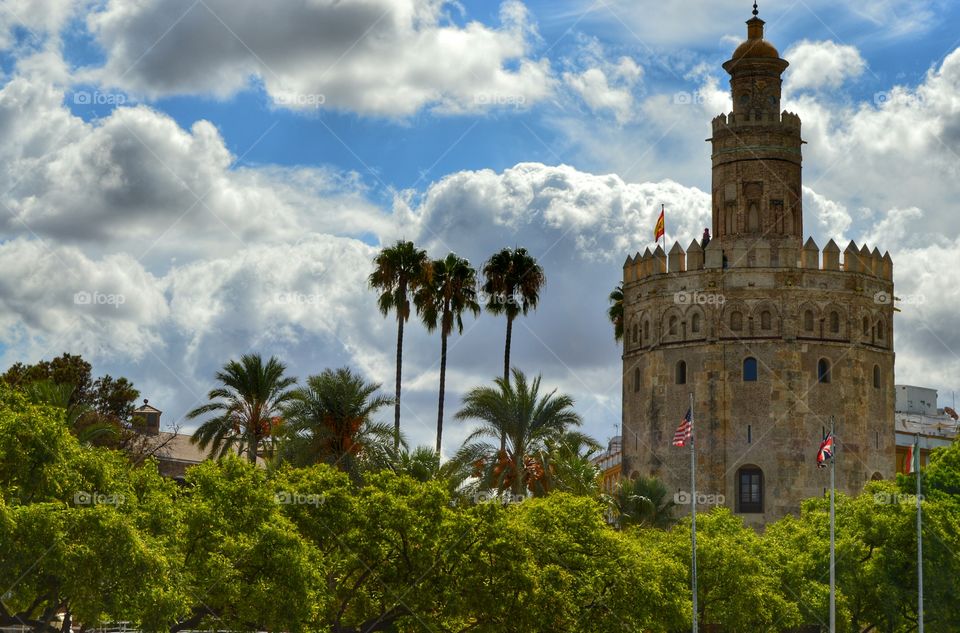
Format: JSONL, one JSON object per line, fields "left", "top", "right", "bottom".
{"left": 817, "top": 434, "right": 835, "bottom": 468}
{"left": 673, "top": 408, "right": 693, "bottom": 447}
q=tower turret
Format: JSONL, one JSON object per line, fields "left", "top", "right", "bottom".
{"left": 711, "top": 3, "right": 803, "bottom": 247}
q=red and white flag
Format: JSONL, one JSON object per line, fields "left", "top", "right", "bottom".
{"left": 673, "top": 408, "right": 692, "bottom": 447}
{"left": 904, "top": 443, "right": 916, "bottom": 474}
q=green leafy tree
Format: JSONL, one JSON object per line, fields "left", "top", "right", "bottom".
{"left": 661, "top": 507, "right": 802, "bottom": 631}
{"left": 0, "top": 385, "right": 185, "bottom": 633}
{"left": 187, "top": 353, "right": 297, "bottom": 463}
{"left": 508, "top": 494, "right": 688, "bottom": 632}
{"left": 414, "top": 252, "right": 481, "bottom": 453}
{"left": 368, "top": 240, "right": 432, "bottom": 447}
{"left": 454, "top": 368, "right": 582, "bottom": 495}
{"left": 608, "top": 282, "right": 624, "bottom": 342}
{"left": 170, "top": 457, "right": 321, "bottom": 632}
{"left": 279, "top": 367, "right": 395, "bottom": 477}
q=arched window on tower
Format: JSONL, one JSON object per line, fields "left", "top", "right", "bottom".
{"left": 632, "top": 323, "right": 638, "bottom": 344}
{"left": 737, "top": 466, "right": 764, "bottom": 513}
{"left": 761, "top": 310, "right": 772, "bottom": 330}
{"left": 676, "top": 361, "right": 687, "bottom": 385}
{"left": 803, "top": 310, "right": 814, "bottom": 332}
{"left": 818, "top": 358, "right": 831, "bottom": 384}
{"left": 691, "top": 313, "right": 701, "bottom": 334}
{"left": 643, "top": 320, "right": 649, "bottom": 342}
{"left": 748, "top": 202, "right": 759, "bottom": 232}
{"left": 873, "top": 364, "right": 881, "bottom": 389}
{"left": 830, "top": 311, "right": 840, "bottom": 334}
{"left": 743, "top": 357, "right": 758, "bottom": 382}
{"left": 877, "top": 320, "right": 885, "bottom": 341}
{"left": 863, "top": 316, "right": 870, "bottom": 336}
{"left": 669, "top": 315, "right": 678, "bottom": 336}
{"left": 730, "top": 311, "right": 743, "bottom": 332}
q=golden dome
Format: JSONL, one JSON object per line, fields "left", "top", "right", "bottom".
{"left": 731, "top": 37, "right": 780, "bottom": 60}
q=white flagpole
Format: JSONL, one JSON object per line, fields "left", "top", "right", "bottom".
{"left": 690, "top": 392, "right": 698, "bottom": 633}
{"left": 829, "top": 416, "right": 836, "bottom": 633}
{"left": 916, "top": 433, "right": 924, "bottom": 633}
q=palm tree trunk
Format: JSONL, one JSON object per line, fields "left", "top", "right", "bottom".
{"left": 500, "top": 315, "right": 513, "bottom": 453}
{"left": 436, "top": 331, "right": 448, "bottom": 455}
{"left": 503, "top": 314, "right": 513, "bottom": 383}
{"left": 247, "top": 427, "right": 258, "bottom": 464}
{"left": 394, "top": 315, "right": 404, "bottom": 448}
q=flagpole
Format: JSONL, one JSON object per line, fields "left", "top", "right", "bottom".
{"left": 690, "top": 392, "right": 698, "bottom": 633}
{"left": 662, "top": 203, "right": 666, "bottom": 251}
{"left": 829, "top": 416, "right": 836, "bottom": 633}
{"left": 916, "top": 433, "right": 924, "bottom": 633}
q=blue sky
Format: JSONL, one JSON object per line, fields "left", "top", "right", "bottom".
{"left": 0, "top": 0, "right": 958, "bottom": 453}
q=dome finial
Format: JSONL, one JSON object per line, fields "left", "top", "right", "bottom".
{"left": 753, "top": 2, "right": 759, "bottom": 17}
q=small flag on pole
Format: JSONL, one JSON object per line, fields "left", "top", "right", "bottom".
{"left": 817, "top": 433, "right": 835, "bottom": 468}
{"left": 673, "top": 408, "right": 692, "bottom": 447}
{"left": 904, "top": 442, "right": 916, "bottom": 474}
{"left": 654, "top": 205, "right": 665, "bottom": 242}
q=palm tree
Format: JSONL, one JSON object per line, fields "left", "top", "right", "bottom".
{"left": 23, "top": 380, "right": 117, "bottom": 446}
{"left": 389, "top": 445, "right": 473, "bottom": 497}
{"left": 608, "top": 283, "right": 624, "bottom": 342}
{"left": 609, "top": 475, "right": 676, "bottom": 529}
{"left": 414, "top": 253, "right": 480, "bottom": 454}
{"left": 279, "top": 367, "right": 396, "bottom": 476}
{"left": 187, "top": 354, "right": 297, "bottom": 463}
{"left": 369, "top": 240, "right": 432, "bottom": 447}
{"left": 481, "top": 248, "right": 546, "bottom": 382}
{"left": 454, "top": 368, "right": 582, "bottom": 496}
{"left": 535, "top": 430, "right": 602, "bottom": 496}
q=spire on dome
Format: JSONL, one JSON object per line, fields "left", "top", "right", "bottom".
{"left": 753, "top": 2, "right": 759, "bottom": 17}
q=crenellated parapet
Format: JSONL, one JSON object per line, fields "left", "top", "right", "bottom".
{"left": 623, "top": 236, "right": 893, "bottom": 283}
{"left": 711, "top": 110, "right": 802, "bottom": 133}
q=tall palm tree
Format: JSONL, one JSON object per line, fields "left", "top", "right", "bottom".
{"left": 608, "top": 283, "right": 624, "bottom": 342}
{"left": 369, "top": 240, "right": 432, "bottom": 447}
{"left": 414, "top": 253, "right": 480, "bottom": 454}
{"left": 279, "top": 367, "right": 396, "bottom": 476}
{"left": 454, "top": 368, "right": 582, "bottom": 495}
{"left": 187, "top": 354, "right": 297, "bottom": 463}
{"left": 481, "top": 248, "right": 546, "bottom": 382}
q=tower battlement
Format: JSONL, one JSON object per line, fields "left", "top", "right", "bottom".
{"left": 711, "top": 110, "right": 802, "bottom": 132}
{"left": 623, "top": 238, "right": 892, "bottom": 284}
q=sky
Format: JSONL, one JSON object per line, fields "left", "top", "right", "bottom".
{"left": 0, "top": 0, "right": 958, "bottom": 456}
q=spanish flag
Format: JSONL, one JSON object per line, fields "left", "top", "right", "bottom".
{"left": 654, "top": 205, "right": 665, "bottom": 242}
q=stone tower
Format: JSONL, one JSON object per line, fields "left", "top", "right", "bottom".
{"left": 620, "top": 7, "right": 896, "bottom": 527}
